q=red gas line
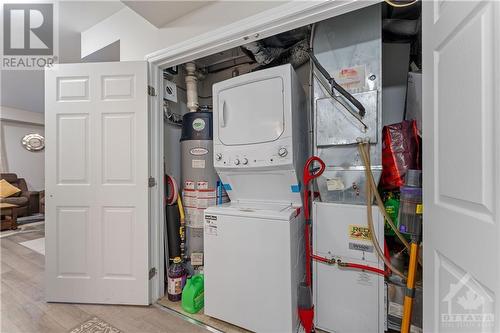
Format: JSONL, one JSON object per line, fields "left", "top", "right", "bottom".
{"left": 311, "top": 255, "right": 386, "bottom": 276}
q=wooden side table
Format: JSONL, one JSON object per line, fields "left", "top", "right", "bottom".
{"left": 1, "top": 203, "right": 19, "bottom": 231}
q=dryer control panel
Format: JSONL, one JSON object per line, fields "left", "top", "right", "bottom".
{"left": 213, "top": 142, "right": 293, "bottom": 169}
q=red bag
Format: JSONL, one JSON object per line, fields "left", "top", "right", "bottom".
{"left": 380, "top": 120, "right": 421, "bottom": 190}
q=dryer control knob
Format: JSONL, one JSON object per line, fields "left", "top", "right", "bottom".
{"left": 278, "top": 147, "right": 288, "bottom": 157}
{"left": 234, "top": 159, "right": 240, "bottom": 165}
{"left": 242, "top": 158, "right": 248, "bottom": 165}
{"left": 216, "top": 153, "right": 222, "bottom": 161}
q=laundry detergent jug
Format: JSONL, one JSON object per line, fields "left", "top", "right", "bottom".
{"left": 181, "top": 274, "right": 204, "bottom": 314}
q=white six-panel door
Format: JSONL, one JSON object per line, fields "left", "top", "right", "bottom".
{"left": 423, "top": 1, "right": 499, "bottom": 332}
{"left": 45, "top": 62, "right": 150, "bottom": 305}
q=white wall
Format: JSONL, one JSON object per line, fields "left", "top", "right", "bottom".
{"left": 0, "top": 109, "right": 45, "bottom": 190}
{"left": 82, "top": 1, "right": 286, "bottom": 61}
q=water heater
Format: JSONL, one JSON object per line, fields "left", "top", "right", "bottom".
{"left": 180, "top": 111, "right": 218, "bottom": 267}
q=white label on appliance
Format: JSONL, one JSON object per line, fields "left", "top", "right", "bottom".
{"left": 349, "top": 242, "right": 374, "bottom": 253}
{"left": 388, "top": 301, "right": 403, "bottom": 318}
{"left": 356, "top": 271, "right": 373, "bottom": 286}
{"left": 184, "top": 180, "right": 195, "bottom": 190}
{"left": 336, "top": 65, "right": 366, "bottom": 91}
{"left": 192, "top": 118, "right": 206, "bottom": 131}
{"left": 326, "top": 178, "right": 345, "bottom": 191}
{"left": 191, "top": 252, "right": 203, "bottom": 266}
{"left": 164, "top": 79, "right": 178, "bottom": 102}
{"left": 190, "top": 147, "right": 208, "bottom": 156}
{"left": 205, "top": 224, "right": 217, "bottom": 236}
{"left": 197, "top": 181, "right": 208, "bottom": 190}
{"left": 192, "top": 159, "right": 205, "bottom": 169}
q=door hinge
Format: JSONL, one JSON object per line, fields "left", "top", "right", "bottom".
{"left": 149, "top": 267, "right": 157, "bottom": 280}
{"left": 148, "top": 177, "right": 157, "bottom": 187}
{"left": 148, "top": 85, "right": 157, "bottom": 96}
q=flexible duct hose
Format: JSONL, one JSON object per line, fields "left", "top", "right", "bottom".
{"left": 358, "top": 142, "right": 423, "bottom": 266}
{"left": 359, "top": 142, "right": 406, "bottom": 279}
{"left": 358, "top": 143, "right": 411, "bottom": 250}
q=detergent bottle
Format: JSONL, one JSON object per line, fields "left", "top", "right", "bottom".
{"left": 181, "top": 274, "right": 204, "bottom": 314}
{"left": 167, "top": 257, "right": 187, "bottom": 302}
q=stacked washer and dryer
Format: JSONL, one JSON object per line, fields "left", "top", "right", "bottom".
{"left": 204, "top": 64, "right": 307, "bottom": 333}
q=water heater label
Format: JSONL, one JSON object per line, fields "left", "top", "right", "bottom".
{"left": 192, "top": 159, "right": 205, "bottom": 169}
{"left": 192, "top": 118, "right": 206, "bottom": 131}
{"left": 190, "top": 147, "right": 208, "bottom": 156}
{"left": 348, "top": 224, "right": 372, "bottom": 241}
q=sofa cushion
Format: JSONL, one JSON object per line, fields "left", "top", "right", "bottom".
{"left": 0, "top": 179, "right": 21, "bottom": 198}
{"left": 0, "top": 196, "right": 28, "bottom": 206}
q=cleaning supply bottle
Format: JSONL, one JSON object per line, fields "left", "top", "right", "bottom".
{"left": 181, "top": 274, "right": 204, "bottom": 314}
{"left": 167, "top": 257, "right": 187, "bottom": 302}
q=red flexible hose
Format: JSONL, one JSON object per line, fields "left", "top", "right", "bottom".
{"left": 340, "top": 262, "right": 386, "bottom": 276}
{"left": 311, "top": 254, "right": 333, "bottom": 264}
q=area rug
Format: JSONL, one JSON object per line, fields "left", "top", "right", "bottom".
{"left": 0, "top": 221, "right": 44, "bottom": 238}
{"left": 19, "top": 237, "right": 45, "bottom": 255}
{"left": 69, "top": 317, "right": 122, "bottom": 333}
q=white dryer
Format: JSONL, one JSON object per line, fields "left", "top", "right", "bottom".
{"left": 204, "top": 64, "right": 307, "bottom": 332}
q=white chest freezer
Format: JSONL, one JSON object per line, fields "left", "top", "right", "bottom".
{"left": 204, "top": 202, "right": 304, "bottom": 333}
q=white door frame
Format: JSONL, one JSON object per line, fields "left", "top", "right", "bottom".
{"left": 145, "top": 0, "right": 379, "bottom": 302}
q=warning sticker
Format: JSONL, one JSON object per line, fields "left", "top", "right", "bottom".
{"left": 326, "top": 178, "right": 345, "bottom": 191}
{"left": 336, "top": 65, "right": 366, "bottom": 91}
{"left": 205, "top": 224, "right": 217, "bottom": 236}
{"left": 356, "top": 271, "right": 373, "bottom": 287}
{"left": 191, "top": 252, "right": 203, "bottom": 266}
{"left": 349, "top": 225, "right": 372, "bottom": 241}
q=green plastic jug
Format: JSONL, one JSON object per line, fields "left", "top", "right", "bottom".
{"left": 181, "top": 274, "right": 204, "bottom": 314}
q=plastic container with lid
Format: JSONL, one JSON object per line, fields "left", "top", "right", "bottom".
{"left": 167, "top": 257, "right": 187, "bottom": 302}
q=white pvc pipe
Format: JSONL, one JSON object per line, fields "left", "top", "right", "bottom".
{"left": 185, "top": 62, "right": 199, "bottom": 112}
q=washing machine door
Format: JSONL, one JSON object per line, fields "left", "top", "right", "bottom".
{"left": 217, "top": 76, "right": 285, "bottom": 146}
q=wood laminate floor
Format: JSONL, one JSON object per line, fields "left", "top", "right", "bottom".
{"left": 1, "top": 227, "right": 209, "bottom": 333}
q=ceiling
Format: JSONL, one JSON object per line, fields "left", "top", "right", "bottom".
{"left": 122, "top": 1, "right": 213, "bottom": 28}
{"left": 59, "top": 1, "right": 126, "bottom": 33}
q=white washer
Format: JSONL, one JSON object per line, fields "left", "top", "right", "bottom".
{"left": 204, "top": 202, "right": 304, "bottom": 333}
{"left": 204, "top": 64, "right": 307, "bottom": 332}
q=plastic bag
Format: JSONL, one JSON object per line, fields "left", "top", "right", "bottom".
{"left": 380, "top": 120, "right": 421, "bottom": 190}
